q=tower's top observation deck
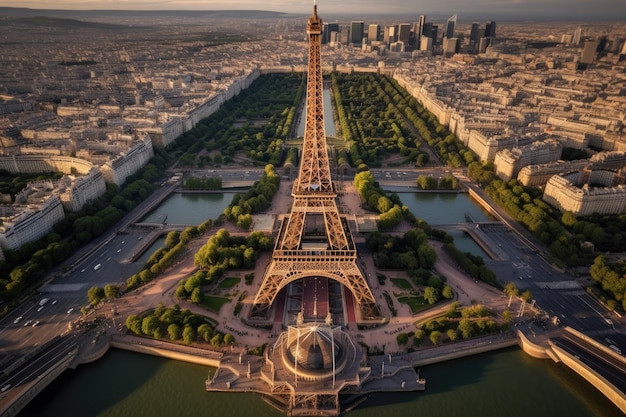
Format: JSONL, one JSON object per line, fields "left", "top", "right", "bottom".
{"left": 307, "top": 2, "right": 323, "bottom": 35}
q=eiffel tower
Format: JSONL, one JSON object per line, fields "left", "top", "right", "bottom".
{"left": 251, "top": 1, "right": 379, "bottom": 321}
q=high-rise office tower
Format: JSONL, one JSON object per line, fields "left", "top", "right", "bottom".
{"left": 384, "top": 25, "right": 398, "bottom": 44}
{"left": 368, "top": 23, "right": 380, "bottom": 42}
{"left": 322, "top": 22, "right": 339, "bottom": 44}
{"left": 413, "top": 15, "right": 426, "bottom": 47}
{"left": 350, "top": 21, "right": 364, "bottom": 44}
{"left": 398, "top": 23, "right": 411, "bottom": 43}
{"left": 470, "top": 22, "right": 480, "bottom": 50}
{"left": 484, "top": 21, "right": 496, "bottom": 39}
{"left": 573, "top": 27, "right": 582, "bottom": 45}
{"left": 580, "top": 39, "right": 599, "bottom": 65}
{"left": 430, "top": 24, "right": 438, "bottom": 44}
{"left": 443, "top": 37, "right": 459, "bottom": 55}
{"left": 445, "top": 14, "right": 457, "bottom": 39}
{"left": 422, "top": 22, "right": 433, "bottom": 43}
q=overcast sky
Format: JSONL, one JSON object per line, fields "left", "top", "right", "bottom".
{"left": 2, "top": 0, "right": 625, "bottom": 19}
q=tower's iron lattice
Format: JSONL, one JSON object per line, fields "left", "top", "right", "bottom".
{"left": 251, "top": 3, "right": 378, "bottom": 320}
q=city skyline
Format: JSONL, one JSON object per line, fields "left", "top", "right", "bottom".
{"left": 2, "top": 0, "right": 626, "bottom": 20}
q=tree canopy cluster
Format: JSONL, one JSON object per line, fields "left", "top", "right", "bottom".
{"left": 414, "top": 303, "right": 505, "bottom": 346}
{"left": 331, "top": 72, "right": 429, "bottom": 168}
{"left": 589, "top": 255, "right": 626, "bottom": 311}
{"left": 125, "top": 304, "right": 234, "bottom": 347}
{"left": 353, "top": 170, "right": 405, "bottom": 229}
{"left": 366, "top": 228, "right": 437, "bottom": 271}
{"left": 443, "top": 241, "right": 497, "bottom": 285}
{"left": 416, "top": 174, "right": 459, "bottom": 190}
{"left": 223, "top": 164, "right": 280, "bottom": 229}
{"left": 174, "top": 72, "right": 304, "bottom": 168}
{"left": 178, "top": 230, "right": 272, "bottom": 303}
{"left": 125, "top": 222, "right": 213, "bottom": 292}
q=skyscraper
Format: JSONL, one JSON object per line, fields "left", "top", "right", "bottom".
{"left": 368, "top": 23, "right": 380, "bottom": 42}
{"left": 384, "top": 25, "right": 397, "bottom": 44}
{"left": 417, "top": 15, "right": 426, "bottom": 41}
{"left": 573, "top": 27, "right": 582, "bottom": 45}
{"left": 350, "top": 21, "right": 364, "bottom": 45}
{"left": 484, "top": 21, "right": 496, "bottom": 39}
{"left": 445, "top": 14, "right": 457, "bottom": 39}
{"left": 322, "top": 22, "right": 339, "bottom": 44}
{"left": 470, "top": 22, "right": 480, "bottom": 51}
{"left": 398, "top": 23, "right": 411, "bottom": 43}
{"left": 580, "top": 39, "right": 599, "bottom": 65}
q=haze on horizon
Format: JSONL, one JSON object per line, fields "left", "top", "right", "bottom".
{"left": 2, "top": 0, "right": 626, "bottom": 20}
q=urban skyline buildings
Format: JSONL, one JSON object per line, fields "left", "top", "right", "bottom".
{"left": 0, "top": 7, "right": 625, "bottom": 253}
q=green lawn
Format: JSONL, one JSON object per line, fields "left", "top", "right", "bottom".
{"left": 218, "top": 277, "right": 240, "bottom": 289}
{"left": 202, "top": 296, "right": 231, "bottom": 312}
{"left": 390, "top": 278, "right": 413, "bottom": 289}
{"left": 397, "top": 295, "right": 428, "bottom": 314}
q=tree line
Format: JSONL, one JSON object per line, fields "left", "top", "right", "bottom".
{"left": 174, "top": 229, "right": 272, "bottom": 304}
{"left": 223, "top": 164, "right": 280, "bottom": 229}
{"left": 175, "top": 72, "right": 305, "bottom": 169}
{"left": 125, "top": 304, "right": 235, "bottom": 347}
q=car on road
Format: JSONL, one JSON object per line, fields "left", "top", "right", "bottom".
{"left": 81, "top": 268, "right": 86, "bottom": 273}
{"left": 37, "top": 306, "right": 44, "bottom": 312}
{"left": 67, "top": 307, "right": 74, "bottom": 314}
{"left": 32, "top": 320, "right": 40, "bottom": 327}
{"left": 1, "top": 384, "right": 11, "bottom": 392}
{"left": 23, "top": 320, "right": 32, "bottom": 327}
{"left": 13, "top": 316, "right": 22, "bottom": 324}
{"left": 51, "top": 300, "right": 57, "bottom": 305}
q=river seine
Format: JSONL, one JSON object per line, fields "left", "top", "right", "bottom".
{"left": 18, "top": 347, "right": 621, "bottom": 417}
{"left": 16, "top": 192, "right": 622, "bottom": 416}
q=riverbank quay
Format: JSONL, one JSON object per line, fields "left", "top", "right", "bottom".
{"left": 3, "top": 323, "right": 625, "bottom": 417}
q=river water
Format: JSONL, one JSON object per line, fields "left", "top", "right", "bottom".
{"left": 18, "top": 347, "right": 621, "bottom": 417}
{"left": 297, "top": 89, "right": 336, "bottom": 137}
{"left": 16, "top": 193, "right": 622, "bottom": 416}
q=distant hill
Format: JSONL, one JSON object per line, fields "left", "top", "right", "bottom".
{"left": 0, "top": 7, "right": 291, "bottom": 20}
{"left": 10, "top": 16, "right": 126, "bottom": 29}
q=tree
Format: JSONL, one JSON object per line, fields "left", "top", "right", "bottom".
{"left": 458, "top": 319, "right": 474, "bottom": 339}
{"left": 165, "top": 231, "right": 180, "bottom": 248}
{"left": 142, "top": 315, "right": 160, "bottom": 336}
{"left": 429, "top": 330, "right": 442, "bottom": 345}
{"left": 104, "top": 284, "right": 120, "bottom": 299}
{"left": 198, "top": 323, "right": 213, "bottom": 342}
{"left": 210, "top": 333, "right": 223, "bottom": 347}
{"left": 168, "top": 323, "right": 182, "bottom": 340}
{"left": 446, "top": 328, "right": 458, "bottom": 342}
{"left": 505, "top": 281, "right": 519, "bottom": 307}
{"left": 182, "top": 325, "right": 197, "bottom": 344}
{"left": 191, "top": 287, "right": 203, "bottom": 304}
{"left": 424, "top": 286, "right": 441, "bottom": 304}
{"left": 396, "top": 333, "right": 409, "bottom": 346}
{"left": 502, "top": 310, "right": 513, "bottom": 322}
{"left": 223, "top": 333, "right": 235, "bottom": 345}
{"left": 87, "top": 286, "right": 105, "bottom": 306}
{"left": 442, "top": 285, "right": 454, "bottom": 299}
{"left": 410, "top": 329, "right": 424, "bottom": 347}
{"left": 561, "top": 211, "right": 577, "bottom": 228}
{"left": 125, "top": 315, "right": 142, "bottom": 335}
